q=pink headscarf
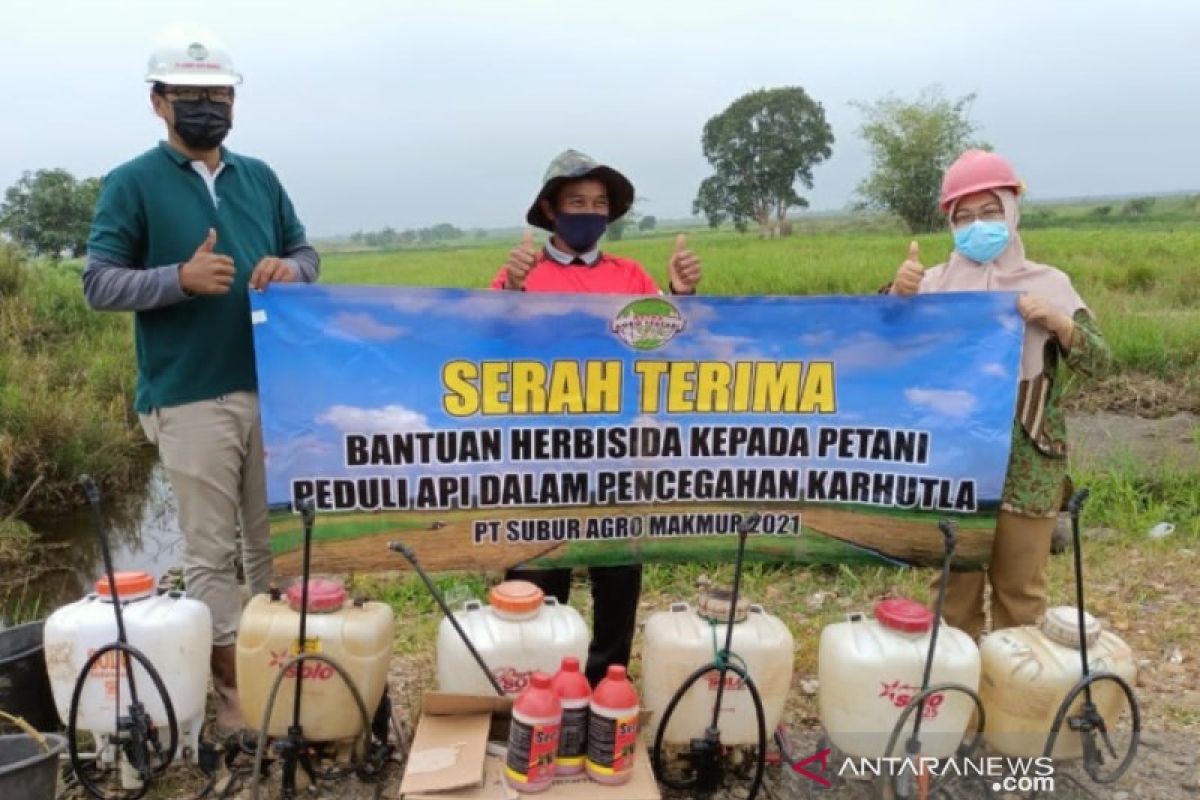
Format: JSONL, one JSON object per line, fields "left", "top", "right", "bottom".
{"left": 918, "top": 188, "right": 1088, "bottom": 380}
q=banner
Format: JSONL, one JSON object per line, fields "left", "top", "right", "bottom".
{"left": 250, "top": 286, "right": 1023, "bottom": 575}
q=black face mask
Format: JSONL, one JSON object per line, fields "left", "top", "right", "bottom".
{"left": 171, "top": 99, "right": 232, "bottom": 150}
{"left": 554, "top": 212, "right": 608, "bottom": 254}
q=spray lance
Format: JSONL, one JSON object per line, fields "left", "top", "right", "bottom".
{"left": 651, "top": 512, "right": 768, "bottom": 800}
{"left": 387, "top": 540, "right": 506, "bottom": 697}
{"left": 248, "top": 501, "right": 378, "bottom": 800}
{"left": 884, "top": 519, "right": 986, "bottom": 800}
{"left": 69, "top": 476, "right": 178, "bottom": 800}
{"left": 1038, "top": 488, "right": 1140, "bottom": 788}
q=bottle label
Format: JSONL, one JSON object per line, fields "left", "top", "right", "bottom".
{"left": 557, "top": 703, "right": 589, "bottom": 765}
{"left": 586, "top": 711, "right": 638, "bottom": 775}
{"left": 505, "top": 716, "right": 560, "bottom": 785}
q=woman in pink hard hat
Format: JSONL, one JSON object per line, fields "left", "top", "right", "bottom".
{"left": 888, "top": 150, "right": 1110, "bottom": 639}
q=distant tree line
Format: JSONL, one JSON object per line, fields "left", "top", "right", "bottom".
{"left": 2, "top": 91, "right": 1196, "bottom": 259}
{"left": 350, "top": 222, "right": 466, "bottom": 248}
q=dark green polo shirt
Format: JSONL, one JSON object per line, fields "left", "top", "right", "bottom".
{"left": 88, "top": 141, "right": 306, "bottom": 413}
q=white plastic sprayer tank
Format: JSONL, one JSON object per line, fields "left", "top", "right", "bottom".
{"left": 436, "top": 581, "right": 588, "bottom": 696}
{"left": 237, "top": 578, "right": 394, "bottom": 740}
{"left": 819, "top": 598, "right": 979, "bottom": 759}
{"left": 980, "top": 606, "right": 1137, "bottom": 759}
{"left": 43, "top": 572, "right": 211, "bottom": 761}
{"left": 642, "top": 591, "right": 794, "bottom": 745}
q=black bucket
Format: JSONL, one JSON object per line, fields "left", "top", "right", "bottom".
{"left": 0, "top": 732, "right": 66, "bottom": 800}
{"left": 0, "top": 622, "right": 59, "bottom": 732}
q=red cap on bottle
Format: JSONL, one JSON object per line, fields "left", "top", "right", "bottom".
{"left": 514, "top": 671, "right": 561, "bottom": 719}
{"left": 593, "top": 664, "right": 638, "bottom": 708}
{"left": 551, "top": 657, "right": 591, "bottom": 702}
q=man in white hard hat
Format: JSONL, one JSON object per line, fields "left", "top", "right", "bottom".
{"left": 83, "top": 28, "right": 319, "bottom": 738}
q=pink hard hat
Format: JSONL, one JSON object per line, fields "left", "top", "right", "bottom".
{"left": 939, "top": 150, "right": 1022, "bottom": 211}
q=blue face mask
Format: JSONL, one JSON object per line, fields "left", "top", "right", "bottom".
{"left": 554, "top": 212, "right": 608, "bottom": 254}
{"left": 953, "top": 221, "right": 1010, "bottom": 264}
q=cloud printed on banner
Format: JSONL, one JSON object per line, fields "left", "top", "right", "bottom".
{"left": 346, "top": 287, "right": 622, "bottom": 323}
{"left": 666, "top": 333, "right": 766, "bottom": 363}
{"left": 318, "top": 404, "right": 429, "bottom": 433}
{"left": 904, "top": 387, "right": 978, "bottom": 419}
{"left": 273, "top": 434, "right": 335, "bottom": 459}
{"left": 661, "top": 300, "right": 763, "bottom": 361}
{"left": 327, "top": 311, "right": 407, "bottom": 341}
{"left": 828, "top": 331, "right": 951, "bottom": 370}
{"left": 997, "top": 311, "right": 1022, "bottom": 334}
{"left": 799, "top": 331, "right": 834, "bottom": 348}
{"left": 981, "top": 362, "right": 1008, "bottom": 378}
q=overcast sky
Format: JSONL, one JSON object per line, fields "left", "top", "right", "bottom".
{"left": 5, "top": 0, "right": 1198, "bottom": 237}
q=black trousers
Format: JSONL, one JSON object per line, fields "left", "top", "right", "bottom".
{"left": 504, "top": 564, "right": 642, "bottom": 687}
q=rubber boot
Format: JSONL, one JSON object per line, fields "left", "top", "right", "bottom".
{"left": 210, "top": 644, "right": 247, "bottom": 737}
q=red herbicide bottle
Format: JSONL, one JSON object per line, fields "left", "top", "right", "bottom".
{"left": 550, "top": 657, "right": 592, "bottom": 775}
{"left": 586, "top": 665, "right": 640, "bottom": 785}
{"left": 505, "top": 672, "right": 561, "bottom": 794}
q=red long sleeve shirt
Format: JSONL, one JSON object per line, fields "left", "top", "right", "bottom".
{"left": 489, "top": 251, "right": 661, "bottom": 295}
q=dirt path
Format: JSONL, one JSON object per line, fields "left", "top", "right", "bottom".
{"left": 1068, "top": 411, "right": 1199, "bottom": 470}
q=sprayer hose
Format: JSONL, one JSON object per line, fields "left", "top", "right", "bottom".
{"left": 248, "top": 653, "right": 376, "bottom": 800}
{"left": 67, "top": 642, "right": 179, "bottom": 800}
{"left": 650, "top": 661, "right": 767, "bottom": 800}
{"left": 1043, "top": 671, "right": 1140, "bottom": 785}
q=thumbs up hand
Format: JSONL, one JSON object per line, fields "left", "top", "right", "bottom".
{"left": 668, "top": 234, "right": 701, "bottom": 295}
{"left": 179, "top": 228, "right": 235, "bottom": 296}
{"left": 503, "top": 229, "right": 539, "bottom": 290}
{"left": 890, "top": 240, "right": 925, "bottom": 297}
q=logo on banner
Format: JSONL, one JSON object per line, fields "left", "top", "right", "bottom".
{"left": 611, "top": 298, "right": 685, "bottom": 350}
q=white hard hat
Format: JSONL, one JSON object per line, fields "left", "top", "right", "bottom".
{"left": 145, "top": 25, "right": 242, "bottom": 86}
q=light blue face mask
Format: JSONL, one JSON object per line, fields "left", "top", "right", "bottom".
{"left": 953, "top": 221, "right": 1010, "bottom": 264}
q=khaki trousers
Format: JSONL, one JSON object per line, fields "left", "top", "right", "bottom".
{"left": 139, "top": 391, "right": 272, "bottom": 646}
{"left": 935, "top": 510, "right": 1056, "bottom": 640}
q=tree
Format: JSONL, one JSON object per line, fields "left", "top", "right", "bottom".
{"left": 638, "top": 215, "right": 657, "bottom": 232}
{"left": 606, "top": 198, "right": 644, "bottom": 242}
{"left": 0, "top": 169, "right": 100, "bottom": 258}
{"left": 429, "top": 222, "right": 463, "bottom": 241}
{"left": 1121, "top": 197, "right": 1156, "bottom": 218}
{"left": 854, "top": 87, "right": 986, "bottom": 233}
{"left": 692, "top": 87, "right": 833, "bottom": 236}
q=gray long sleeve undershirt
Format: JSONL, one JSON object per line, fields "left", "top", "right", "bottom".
{"left": 82, "top": 244, "right": 320, "bottom": 312}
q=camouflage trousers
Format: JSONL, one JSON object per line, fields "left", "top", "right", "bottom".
{"left": 933, "top": 511, "right": 1057, "bottom": 640}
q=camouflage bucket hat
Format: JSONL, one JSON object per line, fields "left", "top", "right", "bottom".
{"left": 526, "top": 149, "right": 635, "bottom": 231}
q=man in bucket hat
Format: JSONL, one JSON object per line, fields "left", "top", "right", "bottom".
{"left": 491, "top": 149, "right": 702, "bottom": 685}
{"left": 491, "top": 149, "right": 701, "bottom": 294}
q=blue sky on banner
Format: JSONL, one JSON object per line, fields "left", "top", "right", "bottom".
{"left": 250, "top": 286, "right": 1022, "bottom": 505}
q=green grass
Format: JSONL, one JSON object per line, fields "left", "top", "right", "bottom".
{"left": 267, "top": 515, "right": 429, "bottom": 554}
{"left": 0, "top": 245, "right": 150, "bottom": 514}
{"left": 319, "top": 223, "right": 1200, "bottom": 395}
{"left": 0, "top": 516, "right": 35, "bottom": 565}
{"left": 351, "top": 571, "right": 492, "bottom": 651}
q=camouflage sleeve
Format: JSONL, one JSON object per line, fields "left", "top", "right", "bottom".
{"left": 1063, "top": 309, "right": 1110, "bottom": 377}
